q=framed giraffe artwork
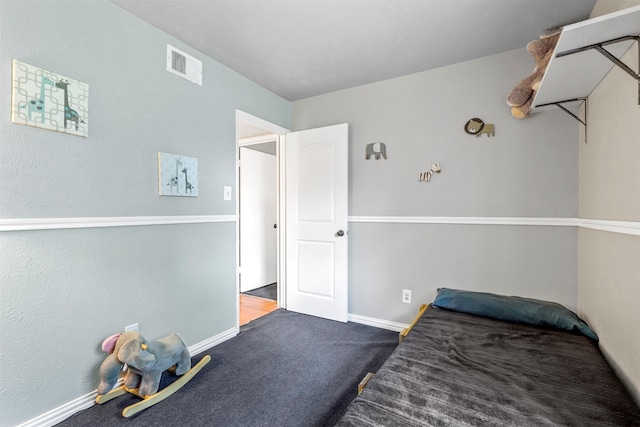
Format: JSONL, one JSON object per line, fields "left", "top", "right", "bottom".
{"left": 158, "top": 152, "right": 199, "bottom": 197}
{"left": 11, "top": 60, "right": 89, "bottom": 138}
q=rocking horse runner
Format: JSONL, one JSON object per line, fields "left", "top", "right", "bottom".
{"left": 95, "top": 331, "right": 210, "bottom": 418}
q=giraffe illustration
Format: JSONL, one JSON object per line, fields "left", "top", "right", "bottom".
{"left": 21, "top": 75, "right": 54, "bottom": 123}
{"left": 182, "top": 167, "right": 194, "bottom": 194}
{"left": 54, "top": 79, "right": 84, "bottom": 131}
{"left": 167, "top": 158, "right": 182, "bottom": 193}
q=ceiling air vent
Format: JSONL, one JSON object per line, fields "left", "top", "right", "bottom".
{"left": 166, "top": 44, "right": 202, "bottom": 86}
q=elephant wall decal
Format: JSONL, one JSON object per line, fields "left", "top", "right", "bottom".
{"left": 365, "top": 142, "right": 387, "bottom": 160}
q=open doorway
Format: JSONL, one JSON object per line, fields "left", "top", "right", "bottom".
{"left": 239, "top": 142, "right": 278, "bottom": 325}
{"left": 236, "top": 113, "right": 349, "bottom": 324}
{"left": 236, "top": 111, "right": 289, "bottom": 326}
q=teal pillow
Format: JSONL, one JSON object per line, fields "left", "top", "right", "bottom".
{"left": 433, "top": 288, "right": 598, "bottom": 341}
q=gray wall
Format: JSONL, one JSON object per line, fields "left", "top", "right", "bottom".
{"left": 293, "top": 48, "right": 579, "bottom": 323}
{"left": 0, "top": 1, "right": 290, "bottom": 425}
{"left": 578, "top": 0, "right": 640, "bottom": 403}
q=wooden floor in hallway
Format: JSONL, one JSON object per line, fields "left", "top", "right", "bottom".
{"left": 239, "top": 294, "right": 279, "bottom": 326}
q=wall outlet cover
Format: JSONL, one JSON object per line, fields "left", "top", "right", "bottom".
{"left": 402, "top": 289, "right": 412, "bottom": 304}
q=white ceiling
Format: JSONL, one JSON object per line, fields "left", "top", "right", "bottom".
{"left": 110, "top": 0, "right": 596, "bottom": 102}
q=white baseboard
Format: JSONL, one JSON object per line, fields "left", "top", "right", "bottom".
{"left": 348, "top": 312, "right": 409, "bottom": 332}
{"left": 188, "top": 327, "right": 237, "bottom": 356}
{"left": 16, "top": 327, "right": 237, "bottom": 427}
{"left": 15, "top": 391, "right": 96, "bottom": 427}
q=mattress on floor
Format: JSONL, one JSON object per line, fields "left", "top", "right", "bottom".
{"left": 337, "top": 305, "right": 640, "bottom": 426}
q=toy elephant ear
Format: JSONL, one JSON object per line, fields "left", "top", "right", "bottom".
{"left": 101, "top": 333, "right": 121, "bottom": 354}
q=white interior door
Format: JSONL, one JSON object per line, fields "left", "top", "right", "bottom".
{"left": 239, "top": 147, "right": 277, "bottom": 292}
{"left": 285, "top": 123, "right": 349, "bottom": 322}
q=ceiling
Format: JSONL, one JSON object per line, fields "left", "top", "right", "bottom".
{"left": 109, "top": 0, "right": 596, "bottom": 102}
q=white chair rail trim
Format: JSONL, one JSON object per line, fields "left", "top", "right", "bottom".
{"left": 0, "top": 215, "right": 237, "bottom": 232}
{"left": 348, "top": 216, "right": 578, "bottom": 226}
{"left": 349, "top": 216, "right": 640, "bottom": 236}
{"left": 2, "top": 216, "right": 638, "bottom": 236}
{"left": 578, "top": 218, "right": 640, "bottom": 236}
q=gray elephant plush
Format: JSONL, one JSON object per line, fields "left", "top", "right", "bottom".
{"left": 97, "top": 331, "right": 191, "bottom": 397}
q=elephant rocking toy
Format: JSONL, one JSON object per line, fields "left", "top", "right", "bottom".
{"left": 95, "top": 330, "right": 210, "bottom": 417}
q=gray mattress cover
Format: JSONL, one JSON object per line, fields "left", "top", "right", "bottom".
{"left": 336, "top": 306, "right": 640, "bottom": 426}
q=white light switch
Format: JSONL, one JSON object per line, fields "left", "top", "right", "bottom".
{"left": 224, "top": 186, "right": 232, "bottom": 201}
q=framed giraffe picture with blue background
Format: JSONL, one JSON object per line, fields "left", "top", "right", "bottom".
{"left": 11, "top": 60, "right": 89, "bottom": 137}
{"left": 158, "top": 152, "right": 199, "bottom": 197}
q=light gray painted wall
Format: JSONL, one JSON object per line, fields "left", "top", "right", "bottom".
{"left": 293, "top": 49, "right": 579, "bottom": 218}
{"left": 0, "top": 223, "right": 236, "bottom": 419}
{"left": 578, "top": 37, "right": 640, "bottom": 222}
{"left": 578, "top": 0, "right": 640, "bottom": 404}
{"left": 0, "top": 1, "right": 290, "bottom": 425}
{"left": 350, "top": 223, "right": 578, "bottom": 323}
{"left": 293, "top": 49, "right": 580, "bottom": 323}
{"left": 579, "top": 228, "right": 639, "bottom": 402}
{"left": 0, "top": 2, "right": 288, "bottom": 219}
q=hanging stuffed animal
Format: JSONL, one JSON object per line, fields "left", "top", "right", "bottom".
{"left": 506, "top": 29, "right": 561, "bottom": 118}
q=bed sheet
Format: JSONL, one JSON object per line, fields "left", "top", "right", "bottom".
{"left": 336, "top": 306, "right": 640, "bottom": 426}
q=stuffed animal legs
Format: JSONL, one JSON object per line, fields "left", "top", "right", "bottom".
{"left": 506, "top": 31, "right": 561, "bottom": 118}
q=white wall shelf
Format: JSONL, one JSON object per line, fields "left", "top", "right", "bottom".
{"left": 532, "top": 6, "right": 640, "bottom": 117}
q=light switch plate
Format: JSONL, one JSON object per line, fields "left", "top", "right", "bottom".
{"left": 224, "top": 186, "right": 232, "bottom": 201}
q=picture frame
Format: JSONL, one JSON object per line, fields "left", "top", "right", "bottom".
{"left": 11, "top": 60, "right": 89, "bottom": 137}
{"left": 158, "top": 152, "right": 198, "bottom": 197}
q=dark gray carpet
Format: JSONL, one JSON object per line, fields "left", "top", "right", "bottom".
{"left": 57, "top": 309, "right": 398, "bottom": 427}
{"left": 243, "top": 283, "right": 277, "bottom": 300}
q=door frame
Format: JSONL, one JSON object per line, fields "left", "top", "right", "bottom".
{"left": 235, "top": 110, "right": 290, "bottom": 330}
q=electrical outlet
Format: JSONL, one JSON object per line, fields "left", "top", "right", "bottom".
{"left": 402, "top": 289, "right": 412, "bottom": 304}
{"left": 125, "top": 323, "right": 139, "bottom": 332}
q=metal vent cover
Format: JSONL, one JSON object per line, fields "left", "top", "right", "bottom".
{"left": 166, "top": 44, "right": 202, "bottom": 86}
